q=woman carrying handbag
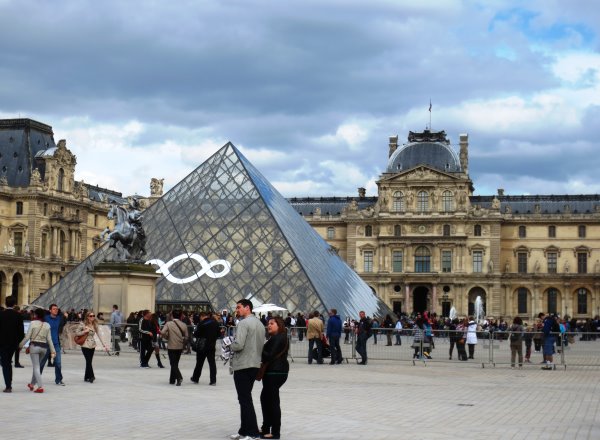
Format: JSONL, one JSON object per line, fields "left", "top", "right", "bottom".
{"left": 75, "top": 312, "right": 99, "bottom": 383}
{"left": 19, "top": 308, "right": 56, "bottom": 393}
{"left": 258, "top": 316, "right": 289, "bottom": 439}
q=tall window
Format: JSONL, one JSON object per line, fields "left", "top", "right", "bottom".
{"left": 473, "top": 251, "right": 483, "bottom": 273}
{"left": 394, "top": 225, "right": 401, "bottom": 237}
{"left": 59, "top": 230, "right": 66, "bottom": 259}
{"left": 442, "top": 191, "right": 454, "bottom": 212}
{"left": 443, "top": 224, "right": 451, "bottom": 236}
{"left": 577, "top": 252, "right": 587, "bottom": 274}
{"left": 16, "top": 201, "right": 23, "bottom": 215}
{"left": 518, "top": 225, "right": 526, "bottom": 238}
{"left": 392, "top": 191, "right": 404, "bottom": 212}
{"left": 547, "top": 252, "right": 557, "bottom": 274}
{"left": 43, "top": 203, "right": 48, "bottom": 216}
{"left": 94, "top": 214, "right": 98, "bottom": 227}
{"left": 518, "top": 288, "right": 528, "bottom": 314}
{"left": 474, "top": 224, "right": 482, "bottom": 236}
{"left": 392, "top": 251, "right": 403, "bottom": 272}
{"left": 327, "top": 227, "right": 335, "bottom": 239}
{"left": 414, "top": 246, "right": 431, "bottom": 273}
{"left": 441, "top": 250, "right": 452, "bottom": 273}
{"left": 417, "top": 191, "right": 429, "bottom": 213}
{"left": 518, "top": 252, "right": 528, "bottom": 274}
{"left": 57, "top": 168, "right": 64, "bottom": 191}
{"left": 13, "top": 232, "right": 23, "bottom": 257}
{"left": 548, "top": 225, "right": 556, "bottom": 238}
{"left": 547, "top": 289, "right": 558, "bottom": 314}
{"left": 578, "top": 225, "right": 586, "bottom": 238}
{"left": 365, "top": 225, "right": 372, "bottom": 237}
{"left": 363, "top": 251, "right": 374, "bottom": 273}
{"left": 578, "top": 288, "right": 588, "bottom": 314}
{"left": 41, "top": 233, "right": 47, "bottom": 258}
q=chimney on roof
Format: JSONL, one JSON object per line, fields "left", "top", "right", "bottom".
{"left": 497, "top": 188, "right": 504, "bottom": 196}
{"left": 459, "top": 133, "right": 468, "bottom": 174}
{"left": 358, "top": 187, "right": 366, "bottom": 198}
{"left": 388, "top": 135, "right": 398, "bottom": 158}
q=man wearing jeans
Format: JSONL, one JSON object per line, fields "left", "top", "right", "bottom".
{"left": 40, "top": 304, "right": 66, "bottom": 385}
{"left": 229, "top": 299, "right": 265, "bottom": 440}
{"left": 326, "top": 309, "right": 343, "bottom": 364}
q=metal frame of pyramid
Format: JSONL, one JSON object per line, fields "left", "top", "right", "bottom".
{"left": 34, "top": 143, "right": 392, "bottom": 319}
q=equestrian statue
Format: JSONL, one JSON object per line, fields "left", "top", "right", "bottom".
{"left": 101, "top": 198, "right": 147, "bottom": 261}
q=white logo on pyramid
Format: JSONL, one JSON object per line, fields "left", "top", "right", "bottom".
{"left": 146, "top": 253, "right": 231, "bottom": 284}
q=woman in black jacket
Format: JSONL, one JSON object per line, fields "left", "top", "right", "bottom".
{"left": 259, "top": 316, "right": 289, "bottom": 439}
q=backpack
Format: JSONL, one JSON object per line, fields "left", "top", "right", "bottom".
{"left": 510, "top": 325, "right": 522, "bottom": 342}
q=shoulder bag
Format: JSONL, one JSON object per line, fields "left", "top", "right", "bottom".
{"left": 256, "top": 337, "right": 289, "bottom": 381}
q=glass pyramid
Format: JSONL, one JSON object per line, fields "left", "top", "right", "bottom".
{"left": 35, "top": 143, "right": 391, "bottom": 319}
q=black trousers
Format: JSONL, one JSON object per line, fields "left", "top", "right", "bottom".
{"left": 0, "top": 345, "right": 16, "bottom": 388}
{"left": 233, "top": 367, "right": 260, "bottom": 437}
{"left": 81, "top": 347, "right": 95, "bottom": 380}
{"left": 167, "top": 349, "right": 183, "bottom": 383}
{"left": 191, "top": 349, "right": 217, "bottom": 383}
{"left": 140, "top": 339, "right": 153, "bottom": 366}
{"left": 260, "top": 373, "right": 288, "bottom": 437}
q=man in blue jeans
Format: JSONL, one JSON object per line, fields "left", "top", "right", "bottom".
{"left": 326, "top": 309, "right": 343, "bottom": 364}
{"left": 41, "top": 304, "right": 65, "bottom": 385}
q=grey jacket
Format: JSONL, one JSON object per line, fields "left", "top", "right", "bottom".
{"left": 231, "top": 314, "right": 265, "bottom": 371}
{"left": 161, "top": 319, "right": 189, "bottom": 350}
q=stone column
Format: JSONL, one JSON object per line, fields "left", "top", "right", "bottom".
{"left": 432, "top": 284, "right": 437, "bottom": 315}
{"left": 405, "top": 284, "right": 410, "bottom": 313}
{"left": 52, "top": 227, "right": 58, "bottom": 256}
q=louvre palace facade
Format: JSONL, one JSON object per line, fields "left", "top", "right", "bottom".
{"left": 3, "top": 118, "right": 600, "bottom": 321}
{"left": 0, "top": 119, "right": 146, "bottom": 305}
{"left": 290, "top": 129, "right": 600, "bottom": 321}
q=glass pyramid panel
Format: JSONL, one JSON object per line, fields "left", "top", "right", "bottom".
{"left": 35, "top": 143, "right": 391, "bottom": 319}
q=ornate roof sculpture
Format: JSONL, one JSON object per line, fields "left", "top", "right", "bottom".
{"left": 35, "top": 142, "right": 390, "bottom": 319}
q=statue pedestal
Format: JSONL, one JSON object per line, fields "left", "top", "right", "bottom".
{"left": 91, "top": 262, "right": 160, "bottom": 317}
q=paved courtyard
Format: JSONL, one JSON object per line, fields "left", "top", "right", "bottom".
{"left": 3, "top": 347, "right": 600, "bottom": 440}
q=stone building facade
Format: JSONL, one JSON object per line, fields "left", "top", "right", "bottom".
{"left": 0, "top": 119, "right": 129, "bottom": 305}
{"left": 290, "top": 129, "right": 600, "bottom": 320}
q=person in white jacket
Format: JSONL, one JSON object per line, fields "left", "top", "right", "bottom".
{"left": 466, "top": 318, "right": 478, "bottom": 359}
{"left": 394, "top": 319, "right": 403, "bottom": 345}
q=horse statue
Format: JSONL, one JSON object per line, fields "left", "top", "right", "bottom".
{"left": 100, "top": 199, "right": 147, "bottom": 261}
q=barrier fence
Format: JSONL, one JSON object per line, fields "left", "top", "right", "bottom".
{"left": 60, "top": 323, "right": 600, "bottom": 369}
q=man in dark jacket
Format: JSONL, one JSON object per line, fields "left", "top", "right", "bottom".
{"left": 190, "top": 311, "right": 221, "bottom": 385}
{"left": 326, "top": 309, "right": 343, "bottom": 364}
{"left": 139, "top": 310, "right": 154, "bottom": 368}
{"left": 355, "top": 311, "right": 372, "bottom": 365}
{"left": 0, "top": 296, "right": 25, "bottom": 392}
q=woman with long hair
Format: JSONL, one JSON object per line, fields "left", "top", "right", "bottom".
{"left": 151, "top": 313, "right": 165, "bottom": 368}
{"left": 75, "top": 311, "right": 99, "bottom": 383}
{"left": 19, "top": 308, "right": 56, "bottom": 393}
{"left": 259, "top": 316, "right": 289, "bottom": 439}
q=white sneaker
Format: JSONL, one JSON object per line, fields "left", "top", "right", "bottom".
{"left": 229, "top": 435, "right": 241, "bottom": 440}
{"left": 239, "top": 437, "right": 257, "bottom": 440}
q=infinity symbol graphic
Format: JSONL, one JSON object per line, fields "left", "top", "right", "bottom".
{"left": 146, "top": 253, "right": 231, "bottom": 284}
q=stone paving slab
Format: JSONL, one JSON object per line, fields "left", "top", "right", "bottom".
{"left": 2, "top": 350, "right": 599, "bottom": 440}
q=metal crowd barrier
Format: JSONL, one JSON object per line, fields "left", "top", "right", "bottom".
{"left": 60, "top": 322, "right": 600, "bottom": 369}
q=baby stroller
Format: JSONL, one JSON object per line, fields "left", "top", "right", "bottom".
{"left": 312, "top": 334, "right": 331, "bottom": 359}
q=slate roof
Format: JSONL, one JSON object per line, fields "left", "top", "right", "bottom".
{"left": 0, "top": 119, "right": 55, "bottom": 186}
{"left": 288, "top": 197, "right": 377, "bottom": 216}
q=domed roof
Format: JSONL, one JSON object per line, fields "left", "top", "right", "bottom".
{"left": 387, "top": 130, "right": 461, "bottom": 173}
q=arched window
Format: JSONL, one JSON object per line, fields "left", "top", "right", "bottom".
{"left": 442, "top": 191, "right": 454, "bottom": 212}
{"left": 577, "top": 288, "right": 588, "bottom": 314}
{"left": 327, "top": 227, "right": 335, "bottom": 239}
{"left": 443, "top": 224, "right": 451, "bottom": 236}
{"left": 547, "top": 288, "right": 558, "bottom": 314}
{"left": 394, "top": 225, "right": 401, "bottom": 237}
{"left": 518, "top": 225, "right": 526, "bottom": 238}
{"left": 57, "top": 168, "right": 64, "bottom": 191}
{"left": 414, "top": 246, "right": 431, "bottom": 273}
{"left": 417, "top": 191, "right": 429, "bottom": 212}
{"left": 474, "top": 224, "right": 482, "bottom": 236}
{"left": 365, "top": 225, "right": 372, "bottom": 237}
{"left": 392, "top": 191, "right": 404, "bottom": 212}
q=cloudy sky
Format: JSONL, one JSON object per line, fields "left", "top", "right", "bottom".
{"left": 1, "top": 0, "right": 599, "bottom": 198}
